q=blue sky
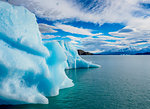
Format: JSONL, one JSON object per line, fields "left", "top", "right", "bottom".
{"left": 5, "top": 0, "right": 150, "bottom": 53}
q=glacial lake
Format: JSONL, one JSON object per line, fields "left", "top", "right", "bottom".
{"left": 1, "top": 55, "right": 150, "bottom": 109}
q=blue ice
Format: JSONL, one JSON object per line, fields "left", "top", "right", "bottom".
{"left": 0, "top": 1, "right": 100, "bottom": 105}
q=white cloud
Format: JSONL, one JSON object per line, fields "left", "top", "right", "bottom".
{"left": 5, "top": 0, "right": 150, "bottom": 34}
{"left": 96, "top": 35, "right": 124, "bottom": 40}
{"left": 4, "top": 0, "right": 150, "bottom": 52}
{"left": 66, "top": 35, "right": 81, "bottom": 41}
{"left": 3, "top": 0, "right": 144, "bottom": 23}
{"left": 5, "top": 0, "right": 150, "bottom": 32}
{"left": 89, "top": 49, "right": 105, "bottom": 54}
{"left": 41, "top": 35, "right": 60, "bottom": 39}
{"left": 38, "top": 23, "right": 57, "bottom": 33}
{"left": 66, "top": 35, "right": 127, "bottom": 53}
{"left": 66, "top": 35, "right": 125, "bottom": 43}
{"left": 55, "top": 23, "right": 102, "bottom": 36}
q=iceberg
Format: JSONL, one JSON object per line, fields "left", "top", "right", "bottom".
{"left": 0, "top": 1, "right": 73, "bottom": 105}
{"left": 0, "top": 1, "right": 99, "bottom": 105}
{"left": 0, "top": 1, "right": 49, "bottom": 104}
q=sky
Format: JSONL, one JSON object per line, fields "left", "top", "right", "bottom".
{"left": 3, "top": 0, "right": 150, "bottom": 53}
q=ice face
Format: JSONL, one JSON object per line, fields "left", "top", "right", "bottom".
{"left": 0, "top": 29, "right": 50, "bottom": 104}
{"left": 59, "top": 41, "right": 101, "bottom": 69}
{"left": 0, "top": 1, "right": 73, "bottom": 105}
{"left": 0, "top": 1, "right": 99, "bottom": 105}
{"left": 0, "top": 1, "right": 49, "bottom": 57}
{"left": 0, "top": 1, "right": 50, "bottom": 104}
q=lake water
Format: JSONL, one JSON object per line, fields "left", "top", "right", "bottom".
{"left": 1, "top": 55, "right": 150, "bottom": 109}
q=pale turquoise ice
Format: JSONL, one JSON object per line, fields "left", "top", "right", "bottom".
{"left": 0, "top": 1, "right": 49, "bottom": 105}
{"left": 44, "top": 41, "right": 74, "bottom": 96}
{"left": 0, "top": 1, "right": 99, "bottom": 105}
{"left": 0, "top": 1, "right": 72, "bottom": 105}
{"left": 59, "top": 41, "right": 100, "bottom": 69}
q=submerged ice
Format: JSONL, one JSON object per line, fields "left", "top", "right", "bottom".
{"left": 0, "top": 1, "right": 100, "bottom": 105}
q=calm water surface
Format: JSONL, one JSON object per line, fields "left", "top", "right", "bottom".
{"left": 1, "top": 55, "right": 150, "bottom": 109}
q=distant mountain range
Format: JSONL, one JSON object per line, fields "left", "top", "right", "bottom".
{"left": 95, "top": 46, "right": 150, "bottom": 55}
{"left": 78, "top": 47, "right": 150, "bottom": 55}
